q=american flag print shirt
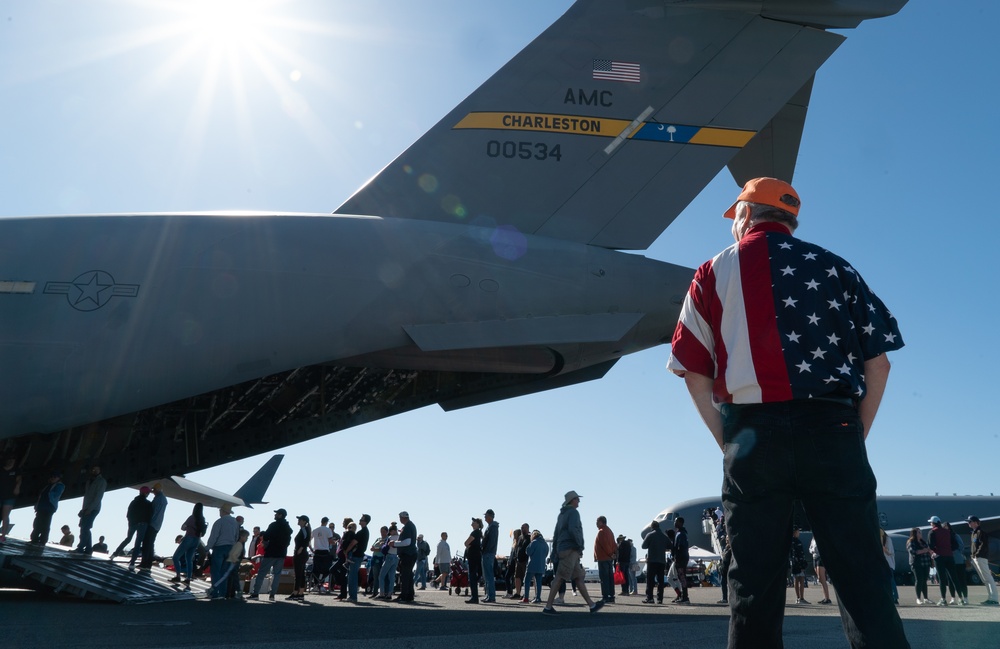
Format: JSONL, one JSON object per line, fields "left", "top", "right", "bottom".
{"left": 666, "top": 222, "right": 904, "bottom": 405}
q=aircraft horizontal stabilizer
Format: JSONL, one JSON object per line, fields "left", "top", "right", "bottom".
{"left": 403, "top": 313, "right": 644, "bottom": 352}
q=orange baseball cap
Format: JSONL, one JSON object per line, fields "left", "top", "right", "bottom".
{"left": 723, "top": 177, "right": 801, "bottom": 219}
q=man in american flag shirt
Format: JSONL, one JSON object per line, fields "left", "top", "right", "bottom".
{"left": 667, "top": 178, "right": 910, "bottom": 649}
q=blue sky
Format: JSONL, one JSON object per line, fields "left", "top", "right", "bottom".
{"left": 2, "top": 1, "right": 998, "bottom": 560}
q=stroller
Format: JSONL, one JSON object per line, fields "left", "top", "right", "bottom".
{"left": 449, "top": 556, "right": 470, "bottom": 596}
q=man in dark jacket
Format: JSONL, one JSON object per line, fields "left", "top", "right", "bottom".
{"left": 114, "top": 486, "right": 151, "bottom": 568}
{"left": 482, "top": 509, "right": 499, "bottom": 602}
{"left": 30, "top": 471, "right": 65, "bottom": 545}
{"left": 249, "top": 508, "right": 293, "bottom": 601}
{"left": 672, "top": 517, "right": 690, "bottom": 604}
{"left": 968, "top": 516, "right": 998, "bottom": 605}
{"left": 391, "top": 511, "right": 418, "bottom": 602}
{"left": 642, "top": 521, "right": 669, "bottom": 604}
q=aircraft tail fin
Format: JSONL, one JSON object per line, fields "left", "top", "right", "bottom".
{"left": 335, "top": 0, "right": 903, "bottom": 250}
{"left": 232, "top": 454, "right": 284, "bottom": 508}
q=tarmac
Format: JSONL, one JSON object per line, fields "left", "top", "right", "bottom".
{"left": 2, "top": 580, "right": 998, "bottom": 649}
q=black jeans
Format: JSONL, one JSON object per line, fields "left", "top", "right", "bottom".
{"left": 468, "top": 558, "right": 480, "bottom": 600}
{"left": 719, "top": 549, "right": 731, "bottom": 600}
{"left": 30, "top": 510, "right": 54, "bottom": 543}
{"left": 721, "top": 400, "right": 910, "bottom": 649}
{"left": 911, "top": 563, "right": 930, "bottom": 601}
{"left": 645, "top": 562, "right": 665, "bottom": 601}
{"left": 935, "top": 555, "right": 959, "bottom": 600}
{"left": 398, "top": 554, "right": 416, "bottom": 600}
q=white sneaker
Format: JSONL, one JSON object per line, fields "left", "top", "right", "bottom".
{"left": 554, "top": 596, "right": 565, "bottom": 605}
{"left": 937, "top": 599, "right": 947, "bottom": 606}
{"left": 949, "top": 598, "right": 956, "bottom": 604}
{"left": 916, "top": 598, "right": 923, "bottom": 605}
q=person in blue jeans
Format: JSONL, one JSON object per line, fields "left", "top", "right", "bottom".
{"left": 378, "top": 523, "right": 400, "bottom": 599}
{"left": 171, "top": 503, "right": 206, "bottom": 585}
{"left": 414, "top": 533, "right": 431, "bottom": 590}
{"left": 523, "top": 530, "right": 549, "bottom": 603}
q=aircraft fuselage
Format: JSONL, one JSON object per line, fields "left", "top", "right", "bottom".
{"left": 1, "top": 212, "right": 690, "bottom": 438}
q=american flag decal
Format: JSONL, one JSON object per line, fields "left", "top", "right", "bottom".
{"left": 592, "top": 59, "right": 640, "bottom": 83}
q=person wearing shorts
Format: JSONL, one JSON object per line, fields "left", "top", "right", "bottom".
{"left": 541, "top": 491, "right": 604, "bottom": 616}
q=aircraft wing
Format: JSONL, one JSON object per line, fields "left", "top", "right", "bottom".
{"left": 335, "top": 0, "right": 885, "bottom": 250}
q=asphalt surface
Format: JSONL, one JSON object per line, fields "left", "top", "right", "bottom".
{"left": 1, "top": 582, "right": 997, "bottom": 648}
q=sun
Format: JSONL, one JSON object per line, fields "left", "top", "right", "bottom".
{"left": 183, "top": 0, "right": 269, "bottom": 54}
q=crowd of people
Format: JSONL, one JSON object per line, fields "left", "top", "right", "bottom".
{"left": 2, "top": 453, "right": 996, "bottom": 618}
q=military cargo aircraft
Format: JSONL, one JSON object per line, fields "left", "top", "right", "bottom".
{"left": 0, "top": 0, "right": 909, "bottom": 506}
{"left": 648, "top": 495, "right": 1000, "bottom": 582}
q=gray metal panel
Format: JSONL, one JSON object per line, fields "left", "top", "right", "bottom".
{"left": 403, "top": 313, "right": 644, "bottom": 351}
{"left": 0, "top": 537, "right": 208, "bottom": 603}
{"left": 727, "top": 76, "right": 814, "bottom": 184}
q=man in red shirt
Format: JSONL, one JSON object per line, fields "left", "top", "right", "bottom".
{"left": 594, "top": 516, "right": 617, "bottom": 604}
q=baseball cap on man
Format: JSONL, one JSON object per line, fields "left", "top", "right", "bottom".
{"left": 928, "top": 515, "right": 942, "bottom": 524}
{"left": 274, "top": 508, "right": 287, "bottom": 517}
{"left": 967, "top": 515, "right": 980, "bottom": 523}
{"left": 723, "top": 177, "right": 801, "bottom": 220}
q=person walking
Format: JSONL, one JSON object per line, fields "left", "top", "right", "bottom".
{"left": 114, "top": 487, "right": 151, "bottom": 564}
{"left": 541, "top": 491, "right": 604, "bottom": 616}
{"left": 667, "top": 177, "right": 909, "bottom": 648}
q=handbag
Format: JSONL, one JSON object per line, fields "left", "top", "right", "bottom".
{"left": 613, "top": 566, "right": 625, "bottom": 585}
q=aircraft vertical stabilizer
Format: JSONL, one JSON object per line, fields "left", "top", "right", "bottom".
{"left": 232, "top": 454, "right": 284, "bottom": 507}
{"left": 331, "top": 0, "right": 913, "bottom": 250}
